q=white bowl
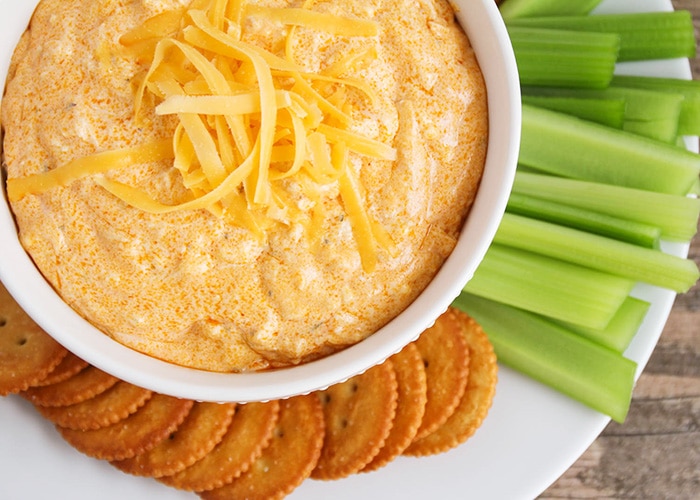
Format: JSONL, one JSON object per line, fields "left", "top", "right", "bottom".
{"left": 0, "top": 0, "right": 520, "bottom": 403}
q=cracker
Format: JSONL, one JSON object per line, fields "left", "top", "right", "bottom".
{"left": 201, "top": 395, "right": 324, "bottom": 500}
{"left": 159, "top": 400, "right": 279, "bottom": 492}
{"left": 404, "top": 308, "right": 498, "bottom": 457}
{"left": 0, "top": 283, "right": 68, "bottom": 396}
{"left": 57, "top": 393, "right": 194, "bottom": 461}
{"left": 35, "top": 381, "right": 153, "bottom": 430}
{"left": 361, "top": 342, "right": 427, "bottom": 472}
{"left": 311, "top": 359, "right": 398, "bottom": 480}
{"left": 33, "top": 352, "right": 89, "bottom": 387}
{"left": 113, "top": 401, "right": 236, "bottom": 478}
{"left": 411, "top": 309, "right": 470, "bottom": 440}
{"left": 22, "top": 365, "right": 120, "bottom": 407}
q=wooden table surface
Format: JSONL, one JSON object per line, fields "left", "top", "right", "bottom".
{"left": 541, "top": 1, "right": 700, "bottom": 498}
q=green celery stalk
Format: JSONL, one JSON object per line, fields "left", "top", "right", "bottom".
{"left": 463, "top": 244, "right": 635, "bottom": 329}
{"left": 493, "top": 212, "right": 700, "bottom": 292}
{"left": 506, "top": 11, "right": 696, "bottom": 62}
{"left": 508, "top": 27, "right": 619, "bottom": 89}
{"left": 522, "top": 85, "right": 684, "bottom": 143}
{"left": 611, "top": 75, "right": 700, "bottom": 136}
{"left": 521, "top": 94, "right": 625, "bottom": 128}
{"left": 506, "top": 192, "right": 660, "bottom": 248}
{"left": 520, "top": 104, "right": 700, "bottom": 195}
{"left": 550, "top": 296, "right": 651, "bottom": 353}
{"left": 499, "top": 0, "right": 604, "bottom": 21}
{"left": 453, "top": 292, "right": 637, "bottom": 423}
{"left": 512, "top": 171, "right": 700, "bottom": 242}
{"left": 606, "top": 86, "right": 683, "bottom": 143}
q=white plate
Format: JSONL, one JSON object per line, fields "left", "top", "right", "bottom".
{"left": 0, "top": 0, "right": 694, "bottom": 498}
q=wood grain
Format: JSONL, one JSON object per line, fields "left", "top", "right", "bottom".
{"left": 540, "top": 2, "right": 700, "bottom": 498}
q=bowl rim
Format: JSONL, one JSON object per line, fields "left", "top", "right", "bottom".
{"left": 0, "top": 0, "right": 520, "bottom": 403}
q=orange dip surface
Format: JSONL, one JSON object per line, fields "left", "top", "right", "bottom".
{"left": 2, "top": 0, "right": 487, "bottom": 372}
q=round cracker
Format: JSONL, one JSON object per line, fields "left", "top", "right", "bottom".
{"left": 159, "top": 400, "right": 279, "bottom": 492}
{"left": 35, "top": 381, "right": 153, "bottom": 430}
{"left": 411, "top": 309, "right": 470, "bottom": 440}
{"left": 404, "top": 308, "right": 498, "bottom": 457}
{"left": 22, "top": 365, "right": 120, "bottom": 407}
{"left": 57, "top": 393, "right": 194, "bottom": 461}
{"left": 0, "top": 283, "right": 68, "bottom": 396}
{"left": 362, "top": 342, "right": 427, "bottom": 472}
{"left": 201, "top": 395, "right": 325, "bottom": 500}
{"left": 311, "top": 359, "right": 398, "bottom": 480}
{"left": 113, "top": 401, "right": 236, "bottom": 478}
{"left": 33, "top": 352, "right": 89, "bottom": 387}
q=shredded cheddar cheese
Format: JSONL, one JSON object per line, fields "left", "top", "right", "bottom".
{"left": 243, "top": 5, "right": 380, "bottom": 37}
{"left": 7, "top": 0, "right": 397, "bottom": 272}
{"left": 6, "top": 140, "right": 174, "bottom": 201}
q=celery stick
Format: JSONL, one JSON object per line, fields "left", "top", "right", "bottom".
{"left": 508, "top": 27, "right": 619, "bottom": 89}
{"left": 550, "top": 296, "right": 650, "bottom": 353}
{"left": 499, "top": 0, "right": 603, "bottom": 21}
{"left": 611, "top": 75, "right": 700, "bottom": 136}
{"left": 506, "top": 11, "right": 696, "bottom": 62}
{"left": 520, "top": 104, "right": 700, "bottom": 195}
{"left": 453, "top": 292, "right": 636, "bottom": 423}
{"left": 463, "top": 244, "right": 635, "bottom": 329}
{"left": 493, "top": 213, "right": 700, "bottom": 292}
{"left": 602, "top": 89, "right": 682, "bottom": 144}
{"left": 521, "top": 95, "right": 625, "bottom": 128}
{"left": 512, "top": 171, "right": 700, "bottom": 242}
{"left": 522, "top": 85, "right": 684, "bottom": 143}
{"left": 522, "top": 84, "right": 685, "bottom": 143}
{"left": 506, "top": 192, "right": 660, "bottom": 248}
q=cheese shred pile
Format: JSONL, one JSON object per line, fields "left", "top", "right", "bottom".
{"left": 7, "top": 0, "right": 398, "bottom": 272}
